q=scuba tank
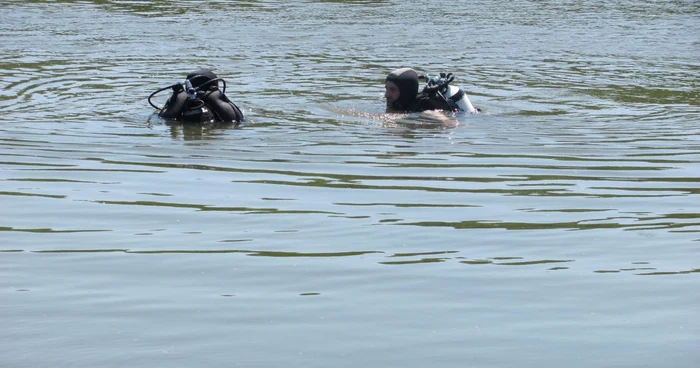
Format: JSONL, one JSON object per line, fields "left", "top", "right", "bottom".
{"left": 157, "top": 83, "right": 187, "bottom": 120}
{"left": 148, "top": 70, "right": 244, "bottom": 124}
{"left": 442, "top": 84, "right": 478, "bottom": 114}
{"left": 421, "top": 73, "right": 479, "bottom": 114}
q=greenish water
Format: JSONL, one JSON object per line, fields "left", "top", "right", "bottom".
{"left": 1, "top": 1, "right": 699, "bottom": 367}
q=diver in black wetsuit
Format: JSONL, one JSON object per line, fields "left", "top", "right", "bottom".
{"left": 384, "top": 68, "right": 480, "bottom": 114}
{"left": 148, "top": 70, "right": 244, "bottom": 125}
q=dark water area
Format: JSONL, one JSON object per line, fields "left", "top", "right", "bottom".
{"left": 1, "top": 1, "right": 699, "bottom": 367}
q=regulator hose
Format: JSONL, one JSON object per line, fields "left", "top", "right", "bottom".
{"left": 148, "top": 78, "right": 228, "bottom": 111}
{"left": 148, "top": 83, "right": 180, "bottom": 111}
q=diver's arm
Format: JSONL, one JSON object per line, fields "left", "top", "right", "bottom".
{"left": 420, "top": 110, "right": 459, "bottom": 128}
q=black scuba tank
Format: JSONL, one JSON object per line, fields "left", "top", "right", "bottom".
{"left": 199, "top": 89, "right": 244, "bottom": 124}
{"left": 158, "top": 84, "right": 188, "bottom": 119}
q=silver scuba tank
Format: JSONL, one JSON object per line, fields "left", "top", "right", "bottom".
{"left": 442, "top": 85, "right": 478, "bottom": 114}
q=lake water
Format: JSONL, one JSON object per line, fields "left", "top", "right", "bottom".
{"left": 1, "top": 1, "right": 699, "bottom": 367}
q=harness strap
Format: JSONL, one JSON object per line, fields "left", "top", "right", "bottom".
{"left": 448, "top": 88, "right": 464, "bottom": 103}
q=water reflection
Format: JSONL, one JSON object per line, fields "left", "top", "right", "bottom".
{"left": 0, "top": 226, "right": 107, "bottom": 233}
{"left": 16, "top": 249, "right": 696, "bottom": 276}
{"left": 400, "top": 216, "right": 700, "bottom": 231}
{"left": 145, "top": 116, "right": 241, "bottom": 141}
{"left": 379, "top": 258, "right": 447, "bottom": 265}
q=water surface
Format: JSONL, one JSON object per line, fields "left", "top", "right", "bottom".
{"left": 1, "top": 1, "right": 699, "bottom": 367}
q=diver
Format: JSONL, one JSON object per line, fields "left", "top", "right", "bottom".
{"left": 148, "top": 69, "right": 244, "bottom": 125}
{"left": 384, "top": 68, "right": 480, "bottom": 114}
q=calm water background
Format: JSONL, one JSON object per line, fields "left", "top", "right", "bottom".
{"left": 1, "top": 1, "right": 699, "bottom": 367}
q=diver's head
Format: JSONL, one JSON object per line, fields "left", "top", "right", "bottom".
{"left": 385, "top": 68, "right": 419, "bottom": 111}
{"left": 186, "top": 69, "right": 219, "bottom": 90}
